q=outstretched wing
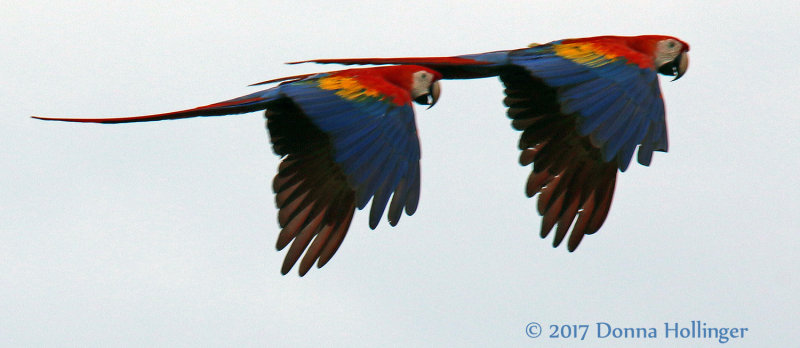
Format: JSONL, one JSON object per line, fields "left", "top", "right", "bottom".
{"left": 269, "top": 71, "right": 423, "bottom": 275}
{"left": 502, "top": 67, "right": 618, "bottom": 251}
{"left": 499, "top": 39, "right": 668, "bottom": 250}
{"left": 509, "top": 39, "right": 668, "bottom": 171}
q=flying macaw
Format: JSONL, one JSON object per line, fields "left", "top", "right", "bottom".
{"left": 33, "top": 65, "right": 443, "bottom": 276}
{"left": 292, "top": 35, "right": 690, "bottom": 251}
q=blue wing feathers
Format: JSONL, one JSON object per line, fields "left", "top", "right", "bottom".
{"left": 637, "top": 122, "right": 661, "bottom": 166}
{"left": 607, "top": 107, "right": 648, "bottom": 168}
{"left": 594, "top": 100, "right": 635, "bottom": 151}
{"left": 572, "top": 91, "right": 620, "bottom": 136}
{"left": 546, "top": 71, "right": 596, "bottom": 86}
{"left": 506, "top": 43, "right": 669, "bottom": 170}
{"left": 590, "top": 95, "right": 631, "bottom": 143}
{"left": 367, "top": 158, "right": 405, "bottom": 228}
{"left": 459, "top": 50, "right": 512, "bottom": 65}
{"left": 387, "top": 178, "right": 408, "bottom": 225}
{"left": 345, "top": 108, "right": 408, "bottom": 179}
{"left": 285, "top": 79, "right": 421, "bottom": 226}
{"left": 368, "top": 185, "right": 392, "bottom": 228}
{"left": 355, "top": 153, "right": 392, "bottom": 208}
{"left": 351, "top": 111, "right": 414, "bottom": 210}
{"left": 346, "top": 137, "right": 388, "bottom": 185}
{"left": 561, "top": 78, "right": 612, "bottom": 100}
{"left": 562, "top": 84, "right": 616, "bottom": 115}
{"left": 349, "top": 123, "right": 394, "bottom": 179}
{"left": 404, "top": 164, "right": 421, "bottom": 214}
{"left": 605, "top": 106, "right": 644, "bottom": 158}
{"left": 331, "top": 117, "right": 382, "bottom": 149}
{"left": 332, "top": 119, "right": 385, "bottom": 164}
{"left": 617, "top": 112, "right": 651, "bottom": 171}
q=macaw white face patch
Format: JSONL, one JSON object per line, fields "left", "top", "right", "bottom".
{"left": 655, "top": 39, "right": 684, "bottom": 69}
{"left": 410, "top": 70, "right": 440, "bottom": 107}
{"left": 410, "top": 70, "right": 435, "bottom": 99}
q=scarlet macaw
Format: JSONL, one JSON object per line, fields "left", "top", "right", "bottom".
{"left": 293, "top": 35, "right": 689, "bottom": 251}
{"left": 33, "top": 65, "right": 443, "bottom": 276}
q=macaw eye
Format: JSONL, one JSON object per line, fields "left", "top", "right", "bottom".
{"left": 668, "top": 40, "right": 676, "bottom": 48}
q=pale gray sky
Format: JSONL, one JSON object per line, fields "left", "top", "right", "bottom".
{"left": 3, "top": 1, "right": 798, "bottom": 346}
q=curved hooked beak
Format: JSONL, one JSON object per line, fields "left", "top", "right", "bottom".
{"left": 414, "top": 81, "right": 441, "bottom": 109}
{"left": 658, "top": 52, "right": 689, "bottom": 81}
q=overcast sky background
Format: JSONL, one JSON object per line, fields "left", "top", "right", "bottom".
{"left": 3, "top": 1, "right": 798, "bottom": 347}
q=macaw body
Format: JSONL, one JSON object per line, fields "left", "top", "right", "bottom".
{"left": 34, "top": 65, "right": 443, "bottom": 276}
{"left": 297, "top": 35, "right": 690, "bottom": 251}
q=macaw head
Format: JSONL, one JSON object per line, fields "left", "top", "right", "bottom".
{"left": 653, "top": 37, "right": 690, "bottom": 81}
{"left": 410, "top": 69, "right": 442, "bottom": 109}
